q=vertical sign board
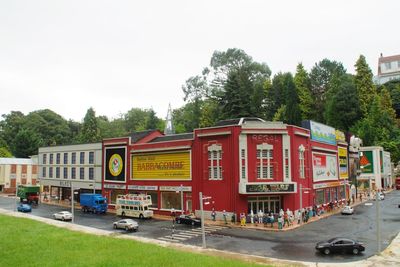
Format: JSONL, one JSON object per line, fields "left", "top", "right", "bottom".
{"left": 104, "top": 147, "right": 126, "bottom": 182}
{"left": 338, "top": 147, "right": 348, "bottom": 179}
{"left": 359, "top": 151, "right": 374, "bottom": 174}
{"left": 312, "top": 152, "right": 338, "bottom": 182}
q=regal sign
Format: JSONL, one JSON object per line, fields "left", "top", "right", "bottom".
{"left": 245, "top": 183, "right": 295, "bottom": 194}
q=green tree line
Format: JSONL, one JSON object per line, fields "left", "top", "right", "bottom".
{"left": 1, "top": 48, "right": 399, "bottom": 163}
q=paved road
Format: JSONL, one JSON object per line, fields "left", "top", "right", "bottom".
{"left": 1, "top": 190, "right": 399, "bottom": 264}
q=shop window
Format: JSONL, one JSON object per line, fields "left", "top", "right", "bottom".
{"left": 147, "top": 192, "right": 158, "bottom": 209}
{"left": 340, "top": 185, "right": 346, "bottom": 199}
{"left": 80, "top": 152, "right": 85, "bottom": 164}
{"left": 56, "top": 153, "right": 60, "bottom": 164}
{"left": 161, "top": 191, "right": 181, "bottom": 210}
{"left": 80, "top": 168, "right": 85, "bottom": 180}
{"left": 298, "top": 145, "right": 305, "bottom": 179}
{"left": 63, "top": 153, "right": 68, "bottom": 164}
{"left": 208, "top": 144, "right": 223, "bottom": 180}
{"left": 256, "top": 143, "right": 273, "bottom": 179}
{"left": 71, "top": 153, "right": 76, "bottom": 164}
{"left": 56, "top": 167, "right": 60, "bottom": 178}
{"left": 89, "top": 168, "right": 94, "bottom": 180}
{"left": 89, "top": 152, "right": 94, "bottom": 164}
{"left": 316, "top": 189, "right": 324, "bottom": 205}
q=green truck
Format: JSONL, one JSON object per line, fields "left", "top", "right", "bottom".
{"left": 17, "top": 185, "right": 40, "bottom": 204}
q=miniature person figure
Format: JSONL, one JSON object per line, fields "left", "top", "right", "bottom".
{"left": 283, "top": 210, "right": 289, "bottom": 227}
{"left": 296, "top": 209, "right": 301, "bottom": 224}
{"left": 211, "top": 208, "right": 216, "bottom": 221}
{"left": 278, "top": 216, "right": 283, "bottom": 230}
{"left": 289, "top": 213, "right": 294, "bottom": 226}
{"left": 250, "top": 210, "right": 254, "bottom": 224}
{"left": 258, "top": 210, "right": 264, "bottom": 224}
{"left": 279, "top": 208, "right": 284, "bottom": 217}
{"left": 222, "top": 210, "right": 227, "bottom": 224}
{"left": 269, "top": 213, "right": 275, "bottom": 228}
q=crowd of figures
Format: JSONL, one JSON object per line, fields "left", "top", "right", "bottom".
{"left": 211, "top": 199, "right": 350, "bottom": 230}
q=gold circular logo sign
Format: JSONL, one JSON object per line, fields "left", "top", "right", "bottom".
{"left": 109, "top": 154, "right": 123, "bottom": 176}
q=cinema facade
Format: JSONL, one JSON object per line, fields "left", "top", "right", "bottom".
{"left": 102, "top": 118, "right": 352, "bottom": 219}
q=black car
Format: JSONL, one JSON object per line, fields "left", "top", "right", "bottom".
{"left": 316, "top": 237, "right": 365, "bottom": 255}
{"left": 175, "top": 214, "right": 201, "bottom": 226}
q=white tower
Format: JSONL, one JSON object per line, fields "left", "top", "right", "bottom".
{"left": 164, "top": 103, "right": 175, "bottom": 135}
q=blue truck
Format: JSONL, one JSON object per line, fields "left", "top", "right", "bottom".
{"left": 80, "top": 193, "right": 108, "bottom": 214}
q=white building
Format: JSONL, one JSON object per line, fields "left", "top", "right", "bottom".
{"left": 0, "top": 157, "right": 38, "bottom": 193}
{"left": 38, "top": 143, "right": 102, "bottom": 200}
{"left": 375, "top": 53, "right": 400, "bottom": 85}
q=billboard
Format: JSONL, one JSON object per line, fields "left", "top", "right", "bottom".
{"left": 338, "top": 147, "right": 348, "bottom": 179}
{"left": 360, "top": 151, "right": 374, "bottom": 174}
{"left": 132, "top": 151, "right": 191, "bottom": 180}
{"left": 104, "top": 147, "right": 126, "bottom": 182}
{"left": 312, "top": 152, "right": 338, "bottom": 182}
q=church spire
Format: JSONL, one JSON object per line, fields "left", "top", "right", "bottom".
{"left": 164, "top": 103, "right": 175, "bottom": 135}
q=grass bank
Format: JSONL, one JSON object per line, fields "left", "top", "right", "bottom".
{"left": 0, "top": 214, "right": 270, "bottom": 267}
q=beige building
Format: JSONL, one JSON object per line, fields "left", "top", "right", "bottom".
{"left": 0, "top": 157, "right": 38, "bottom": 193}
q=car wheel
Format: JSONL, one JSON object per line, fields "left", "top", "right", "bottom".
{"left": 121, "top": 212, "right": 125, "bottom": 217}
{"left": 139, "top": 214, "right": 144, "bottom": 219}
{"left": 191, "top": 221, "right": 195, "bottom": 226}
{"left": 177, "top": 219, "right": 181, "bottom": 224}
{"left": 323, "top": 248, "right": 331, "bottom": 255}
{"left": 352, "top": 248, "right": 359, "bottom": 255}
{"left": 125, "top": 226, "right": 129, "bottom": 231}
{"left": 62, "top": 217, "right": 65, "bottom": 221}
{"left": 113, "top": 224, "right": 117, "bottom": 229}
{"left": 53, "top": 215, "right": 56, "bottom": 219}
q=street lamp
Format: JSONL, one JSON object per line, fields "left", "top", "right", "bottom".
{"left": 199, "top": 192, "right": 211, "bottom": 248}
{"left": 14, "top": 182, "right": 19, "bottom": 211}
{"left": 71, "top": 184, "right": 79, "bottom": 224}
{"left": 89, "top": 183, "right": 96, "bottom": 194}
{"left": 179, "top": 184, "right": 184, "bottom": 215}
{"left": 299, "top": 184, "right": 310, "bottom": 224}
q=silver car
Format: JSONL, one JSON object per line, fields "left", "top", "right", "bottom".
{"left": 113, "top": 219, "right": 139, "bottom": 231}
{"left": 341, "top": 206, "right": 354, "bottom": 215}
{"left": 53, "top": 211, "right": 73, "bottom": 221}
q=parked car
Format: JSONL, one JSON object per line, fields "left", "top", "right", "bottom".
{"left": 341, "top": 206, "right": 354, "bottom": 215}
{"left": 113, "top": 219, "right": 139, "bottom": 231}
{"left": 373, "top": 192, "right": 385, "bottom": 201}
{"left": 53, "top": 211, "right": 73, "bottom": 221}
{"left": 17, "top": 204, "right": 32, "bottom": 212}
{"left": 316, "top": 237, "right": 365, "bottom": 255}
{"left": 175, "top": 214, "right": 201, "bottom": 226}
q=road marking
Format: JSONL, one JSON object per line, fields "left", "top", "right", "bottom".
{"left": 158, "top": 237, "right": 180, "bottom": 242}
{"left": 162, "top": 235, "right": 187, "bottom": 240}
{"left": 365, "top": 203, "right": 373, "bottom": 206}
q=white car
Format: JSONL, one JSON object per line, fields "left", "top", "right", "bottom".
{"left": 341, "top": 206, "right": 354, "bottom": 215}
{"left": 53, "top": 211, "right": 73, "bottom": 221}
{"left": 113, "top": 219, "right": 139, "bottom": 231}
{"left": 373, "top": 192, "right": 385, "bottom": 201}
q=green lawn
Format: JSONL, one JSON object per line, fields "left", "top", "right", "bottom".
{"left": 0, "top": 214, "right": 271, "bottom": 267}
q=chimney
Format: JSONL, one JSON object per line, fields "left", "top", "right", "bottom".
{"left": 380, "top": 53, "right": 383, "bottom": 57}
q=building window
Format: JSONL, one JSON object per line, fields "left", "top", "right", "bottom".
{"left": 63, "top": 153, "right": 68, "bottom": 164}
{"left": 71, "top": 167, "right": 76, "bottom": 179}
{"left": 49, "top": 154, "right": 54, "bottom": 164}
{"left": 63, "top": 168, "right": 68, "bottom": 179}
{"left": 80, "top": 168, "right": 84, "bottom": 180}
{"left": 43, "top": 154, "right": 47, "bottom": 164}
{"left": 161, "top": 191, "right": 181, "bottom": 210}
{"left": 241, "top": 149, "right": 246, "bottom": 180}
{"left": 299, "top": 145, "right": 305, "bottom": 179}
{"left": 42, "top": 167, "right": 46, "bottom": 177}
{"left": 146, "top": 192, "right": 158, "bottom": 209}
{"left": 56, "top": 153, "right": 60, "bottom": 164}
{"left": 56, "top": 167, "right": 60, "bottom": 178}
{"left": 80, "top": 152, "right": 85, "bottom": 164}
{"left": 49, "top": 167, "right": 53, "bottom": 178}
{"left": 208, "top": 144, "right": 223, "bottom": 180}
{"left": 89, "top": 168, "right": 94, "bottom": 180}
{"left": 256, "top": 143, "right": 273, "bottom": 179}
{"left": 398, "top": 61, "right": 400, "bottom": 68}
{"left": 284, "top": 149, "right": 289, "bottom": 179}
{"left": 385, "top": 62, "right": 391, "bottom": 70}
{"left": 89, "top": 152, "right": 94, "bottom": 164}
{"left": 71, "top": 153, "right": 76, "bottom": 164}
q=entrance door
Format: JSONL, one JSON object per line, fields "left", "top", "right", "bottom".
{"left": 186, "top": 200, "right": 192, "bottom": 213}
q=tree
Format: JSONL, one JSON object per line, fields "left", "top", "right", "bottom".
{"left": 13, "top": 128, "right": 43, "bottom": 158}
{"left": 354, "top": 55, "right": 376, "bottom": 117}
{"left": 0, "top": 111, "right": 25, "bottom": 150}
{"left": 265, "top": 73, "right": 286, "bottom": 120}
{"left": 283, "top": 73, "right": 301, "bottom": 126}
{"left": 124, "top": 108, "right": 149, "bottom": 132}
{"left": 294, "top": 63, "right": 313, "bottom": 120}
{"left": 309, "top": 59, "right": 346, "bottom": 123}
{"left": 146, "top": 108, "right": 161, "bottom": 130}
{"left": 78, "top": 107, "right": 101, "bottom": 143}
{"left": 0, "top": 147, "right": 12, "bottom": 157}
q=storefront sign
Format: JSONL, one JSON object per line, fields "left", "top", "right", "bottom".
{"left": 128, "top": 185, "right": 158, "bottom": 191}
{"left": 159, "top": 186, "right": 192, "bottom": 192}
{"left": 335, "top": 130, "right": 346, "bottom": 142}
{"left": 312, "top": 152, "right": 338, "bottom": 181}
{"left": 309, "top": 121, "right": 336, "bottom": 145}
{"left": 359, "top": 151, "right": 374, "bottom": 174}
{"left": 132, "top": 152, "right": 191, "bottom": 180}
{"left": 313, "top": 180, "right": 346, "bottom": 189}
{"left": 60, "top": 180, "right": 71, "bottom": 187}
{"left": 104, "top": 183, "right": 126, "bottom": 189}
{"left": 245, "top": 183, "right": 295, "bottom": 194}
{"left": 338, "top": 147, "right": 348, "bottom": 179}
{"left": 104, "top": 147, "right": 126, "bottom": 182}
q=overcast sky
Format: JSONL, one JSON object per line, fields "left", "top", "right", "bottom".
{"left": 1, "top": 0, "right": 399, "bottom": 122}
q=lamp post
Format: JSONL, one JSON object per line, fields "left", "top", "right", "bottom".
{"left": 71, "top": 184, "right": 79, "bottom": 224}
{"left": 199, "top": 192, "right": 211, "bottom": 248}
{"left": 376, "top": 189, "right": 381, "bottom": 253}
{"left": 90, "top": 183, "right": 96, "bottom": 194}
{"left": 15, "top": 182, "right": 19, "bottom": 211}
{"left": 180, "top": 184, "right": 184, "bottom": 215}
{"left": 299, "top": 184, "right": 310, "bottom": 224}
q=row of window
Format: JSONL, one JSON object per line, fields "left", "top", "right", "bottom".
{"left": 42, "top": 151, "right": 95, "bottom": 165}
{"left": 42, "top": 167, "right": 94, "bottom": 180}
{"left": 383, "top": 61, "right": 400, "bottom": 70}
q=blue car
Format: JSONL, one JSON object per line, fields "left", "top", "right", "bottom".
{"left": 17, "top": 204, "right": 32, "bottom": 212}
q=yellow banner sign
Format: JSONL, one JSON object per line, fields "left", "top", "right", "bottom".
{"left": 338, "top": 147, "right": 348, "bottom": 179}
{"left": 132, "top": 152, "right": 191, "bottom": 180}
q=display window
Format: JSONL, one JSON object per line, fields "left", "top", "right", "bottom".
{"left": 161, "top": 191, "right": 181, "bottom": 210}
{"left": 316, "top": 189, "right": 325, "bottom": 205}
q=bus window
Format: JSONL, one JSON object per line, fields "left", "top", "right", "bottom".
{"left": 134, "top": 206, "right": 138, "bottom": 211}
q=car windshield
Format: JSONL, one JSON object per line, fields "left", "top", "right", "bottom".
{"left": 327, "top": 238, "right": 339, "bottom": 243}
